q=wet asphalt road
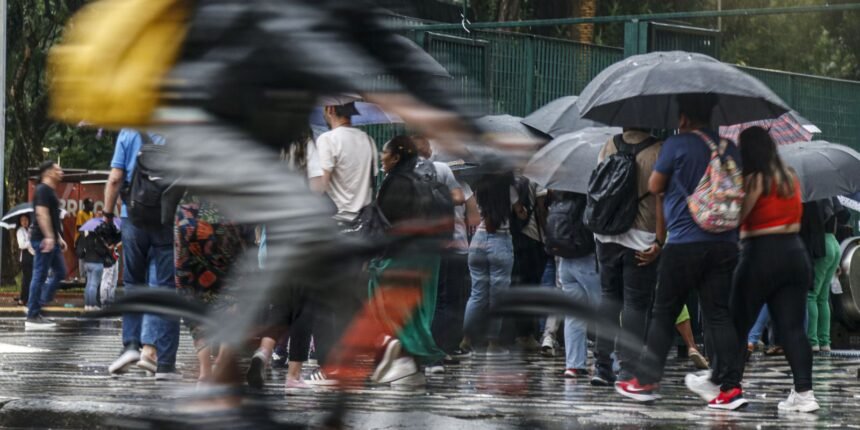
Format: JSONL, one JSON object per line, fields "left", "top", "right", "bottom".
{"left": 1, "top": 318, "right": 859, "bottom": 429}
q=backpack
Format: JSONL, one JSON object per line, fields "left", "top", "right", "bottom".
{"left": 584, "top": 135, "right": 657, "bottom": 235}
{"left": 686, "top": 130, "right": 745, "bottom": 233}
{"left": 48, "top": 0, "right": 191, "bottom": 127}
{"left": 544, "top": 192, "right": 595, "bottom": 258}
{"left": 122, "top": 133, "right": 177, "bottom": 229}
{"left": 394, "top": 171, "right": 456, "bottom": 240}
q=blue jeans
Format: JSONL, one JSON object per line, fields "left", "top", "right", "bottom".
{"left": 464, "top": 231, "right": 514, "bottom": 342}
{"left": 26, "top": 240, "right": 67, "bottom": 319}
{"left": 560, "top": 254, "right": 601, "bottom": 369}
{"left": 120, "top": 220, "right": 179, "bottom": 368}
{"left": 747, "top": 305, "right": 770, "bottom": 344}
{"left": 84, "top": 262, "right": 104, "bottom": 307}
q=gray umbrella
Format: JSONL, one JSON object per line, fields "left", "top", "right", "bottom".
{"left": 521, "top": 96, "right": 604, "bottom": 138}
{"left": 574, "top": 51, "right": 790, "bottom": 129}
{"left": 779, "top": 141, "right": 860, "bottom": 202}
{"left": 476, "top": 114, "right": 548, "bottom": 140}
{"left": 523, "top": 127, "right": 622, "bottom": 193}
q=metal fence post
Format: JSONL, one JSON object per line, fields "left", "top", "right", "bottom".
{"left": 525, "top": 35, "right": 535, "bottom": 114}
{"left": 624, "top": 21, "right": 648, "bottom": 57}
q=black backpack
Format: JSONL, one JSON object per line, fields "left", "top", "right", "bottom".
{"left": 544, "top": 192, "right": 594, "bottom": 258}
{"left": 395, "top": 170, "right": 455, "bottom": 240}
{"left": 584, "top": 135, "right": 657, "bottom": 235}
{"left": 121, "top": 133, "right": 177, "bottom": 229}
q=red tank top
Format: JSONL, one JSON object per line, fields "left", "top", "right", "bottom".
{"left": 741, "top": 179, "right": 802, "bottom": 232}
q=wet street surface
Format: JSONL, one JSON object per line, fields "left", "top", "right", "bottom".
{"left": 1, "top": 318, "right": 859, "bottom": 428}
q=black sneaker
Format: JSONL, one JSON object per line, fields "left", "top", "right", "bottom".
{"left": 590, "top": 366, "right": 616, "bottom": 387}
{"left": 450, "top": 348, "right": 473, "bottom": 359}
{"left": 271, "top": 351, "right": 287, "bottom": 369}
{"left": 246, "top": 350, "right": 267, "bottom": 389}
{"left": 442, "top": 355, "right": 460, "bottom": 365}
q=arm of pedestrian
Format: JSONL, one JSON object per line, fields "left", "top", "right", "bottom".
{"left": 59, "top": 237, "right": 68, "bottom": 252}
{"left": 320, "top": 169, "right": 332, "bottom": 194}
{"left": 450, "top": 187, "right": 465, "bottom": 206}
{"left": 648, "top": 171, "right": 668, "bottom": 195}
{"left": 308, "top": 176, "right": 325, "bottom": 194}
{"left": 104, "top": 168, "right": 125, "bottom": 217}
{"left": 34, "top": 205, "right": 56, "bottom": 253}
{"left": 465, "top": 195, "right": 480, "bottom": 228}
{"left": 513, "top": 201, "right": 528, "bottom": 221}
{"left": 655, "top": 193, "right": 666, "bottom": 246}
{"left": 740, "top": 173, "right": 764, "bottom": 222}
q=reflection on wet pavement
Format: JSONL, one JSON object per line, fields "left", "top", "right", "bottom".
{"left": 0, "top": 318, "right": 858, "bottom": 428}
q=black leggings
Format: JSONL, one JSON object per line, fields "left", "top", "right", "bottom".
{"left": 731, "top": 234, "right": 813, "bottom": 392}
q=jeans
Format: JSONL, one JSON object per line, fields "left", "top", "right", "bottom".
{"left": 26, "top": 240, "right": 67, "bottom": 319}
{"left": 464, "top": 231, "right": 514, "bottom": 342}
{"left": 593, "top": 241, "right": 658, "bottom": 378}
{"left": 635, "top": 241, "right": 740, "bottom": 391}
{"left": 732, "top": 234, "right": 813, "bottom": 392}
{"left": 84, "top": 262, "right": 104, "bottom": 307}
{"left": 560, "top": 254, "right": 601, "bottom": 370}
{"left": 432, "top": 252, "right": 471, "bottom": 352}
{"left": 120, "top": 220, "right": 179, "bottom": 367}
{"left": 747, "top": 306, "right": 770, "bottom": 345}
{"left": 539, "top": 258, "right": 558, "bottom": 337}
{"left": 808, "top": 233, "right": 840, "bottom": 347}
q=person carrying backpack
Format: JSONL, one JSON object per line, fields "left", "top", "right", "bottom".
{"left": 104, "top": 129, "right": 181, "bottom": 380}
{"left": 364, "top": 135, "right": 451, "bottom": 386}
{"left": 615, "top": 94, "right": 746, "bottom": 410}
{"left": 587, "top": 128, "right": 664, "bottom": 386}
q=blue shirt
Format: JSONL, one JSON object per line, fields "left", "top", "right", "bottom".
{"left": 110, "top": 129, "right": 165, "bottom": 217}
{"left": 653, "top": 129, "right": 741, "bottom": 244}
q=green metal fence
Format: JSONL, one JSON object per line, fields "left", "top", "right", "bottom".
{"left": 371, "top": 15, "right": 860, "bottom": 150}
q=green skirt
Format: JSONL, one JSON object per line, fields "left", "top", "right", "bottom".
{"left": 368, "top": 255, "right": 446, "bottom": 363}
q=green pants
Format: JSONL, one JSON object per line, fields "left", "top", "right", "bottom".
{"left": 807, "top": 233, "right": 840, "bottom": 347}
{"left": 368, "top": 255, "right": 446, "bottom": 363}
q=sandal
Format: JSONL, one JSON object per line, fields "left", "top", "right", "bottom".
{"left": 688, "top": 349, "right": 709, "bottom": 370}
{"left": 764, "top": 346, "right": 784, "bottom": 356}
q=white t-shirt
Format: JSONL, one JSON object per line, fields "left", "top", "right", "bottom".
{"left": 306, "top": 140, "right": 323, "bottom": 179}
{"left": 453, "top": 180, "right": 474, "bottom": 253}
{"left": 316, "top": 127, "right": 378, "bottom": 222}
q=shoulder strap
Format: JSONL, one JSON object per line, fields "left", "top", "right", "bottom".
{"left": 631, "top": 137, "right": 658, "bottom": 157}
{"left": 612, "top": 134, "right": 630, "bottom": 154}
{"left": 690, "top": 130, "right": 720, "bottom": 154}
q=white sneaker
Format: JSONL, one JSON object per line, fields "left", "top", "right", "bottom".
{"left": 685, "top": 372, "right": 720, "bottom": 402}
{"left": 108, "top": 349, "right": 141, "bottom": 374}
{"left": 371, "top": 338, "right": 402, "bottom": 383}
{"left": 540, "top": 335, "right": 556, "bottom": 357}
{"left": 778, "top": 389, "right": 820, "bottom": 413}
{"left": 24, "top": 316, "right": 57, "bottom": 331}
{"left": 424, "top": 362, "right": 445, "bottom": 375}
{"left": 377, "top": 357, "right": 418, "bottom": 384}
{"left": 812, "top": 345, "right": 820, "bottom": 353}
{"left": 154, "top": 370, "right": 183, "bottom": 381}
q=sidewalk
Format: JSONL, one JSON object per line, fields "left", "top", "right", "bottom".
{"left": 1, "top": 318, "right": 860, "bottom": 429}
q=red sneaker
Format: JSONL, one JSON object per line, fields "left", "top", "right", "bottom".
{"left": 615, "top": 378, "right": 660, "bottom": 402}
{"left": 707, "top": 387, "right": 749, "bottom": 410}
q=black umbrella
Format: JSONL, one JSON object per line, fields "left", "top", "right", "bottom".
{"left": 779, "top": 141, "right": 860, "bottom": 202}
{"left": 523, "top": 127, "right": 622, "bottom": 193}
{"left": 574, "top": 51, "right": 790, "bottom": 129}
{"left": 521, "top": 96, "right": 604, "bottom": 138}
{"left": 1, "top": 203, "right": 33, "bottom": 227}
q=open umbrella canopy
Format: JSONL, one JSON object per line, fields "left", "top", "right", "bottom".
{"left": 523, "top": 127, "right": 622, "bottom": 193}
{"left": 79, "top": 217, "right": 122, "bottom": 232}
{"left": 476, "top": 114, "right": 548, "bottom": 140}
{"left": 574, "top": 51, "right": 790, "bottom": 129}
{"left": 1, "top": 202, "right": 33, "bottom": 224}
{"left": 779, "top": 141, "right": 860, "bottom": 202}
{"left": 521, "top": 96, "right": 604, "bottom": 138}
{"left": 309, "top": 101, "right": 403, "bottom": 127}
{"left": 719, "top": 110, "right": 819, "bottom": 145}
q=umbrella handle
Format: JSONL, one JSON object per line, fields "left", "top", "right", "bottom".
{"left": 461, "top": 13, "right": 471, "bottom": 34}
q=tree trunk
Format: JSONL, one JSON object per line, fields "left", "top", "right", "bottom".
{"left": 497, "top": 0, "right": 521, "bottom": 23}
{"left": 573, "top": 0, "right": 597, "bottom": 43}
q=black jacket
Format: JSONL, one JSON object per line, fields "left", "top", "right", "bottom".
{"left": 377, "top": 161, "right": 420, "bottom": 228}
{"left": 75, "top": 233, "right": 110, "bottom": 265}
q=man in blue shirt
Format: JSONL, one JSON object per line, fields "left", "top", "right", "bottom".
{"left": 615, "top": 94, "right": 746, "bottom": 410}
{"left": 104, "top": 129, "right": 180, "bottom": 380}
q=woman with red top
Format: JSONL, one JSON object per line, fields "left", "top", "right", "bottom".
{"left": 731, "top": 126, "right": 818, "bottom": 412}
